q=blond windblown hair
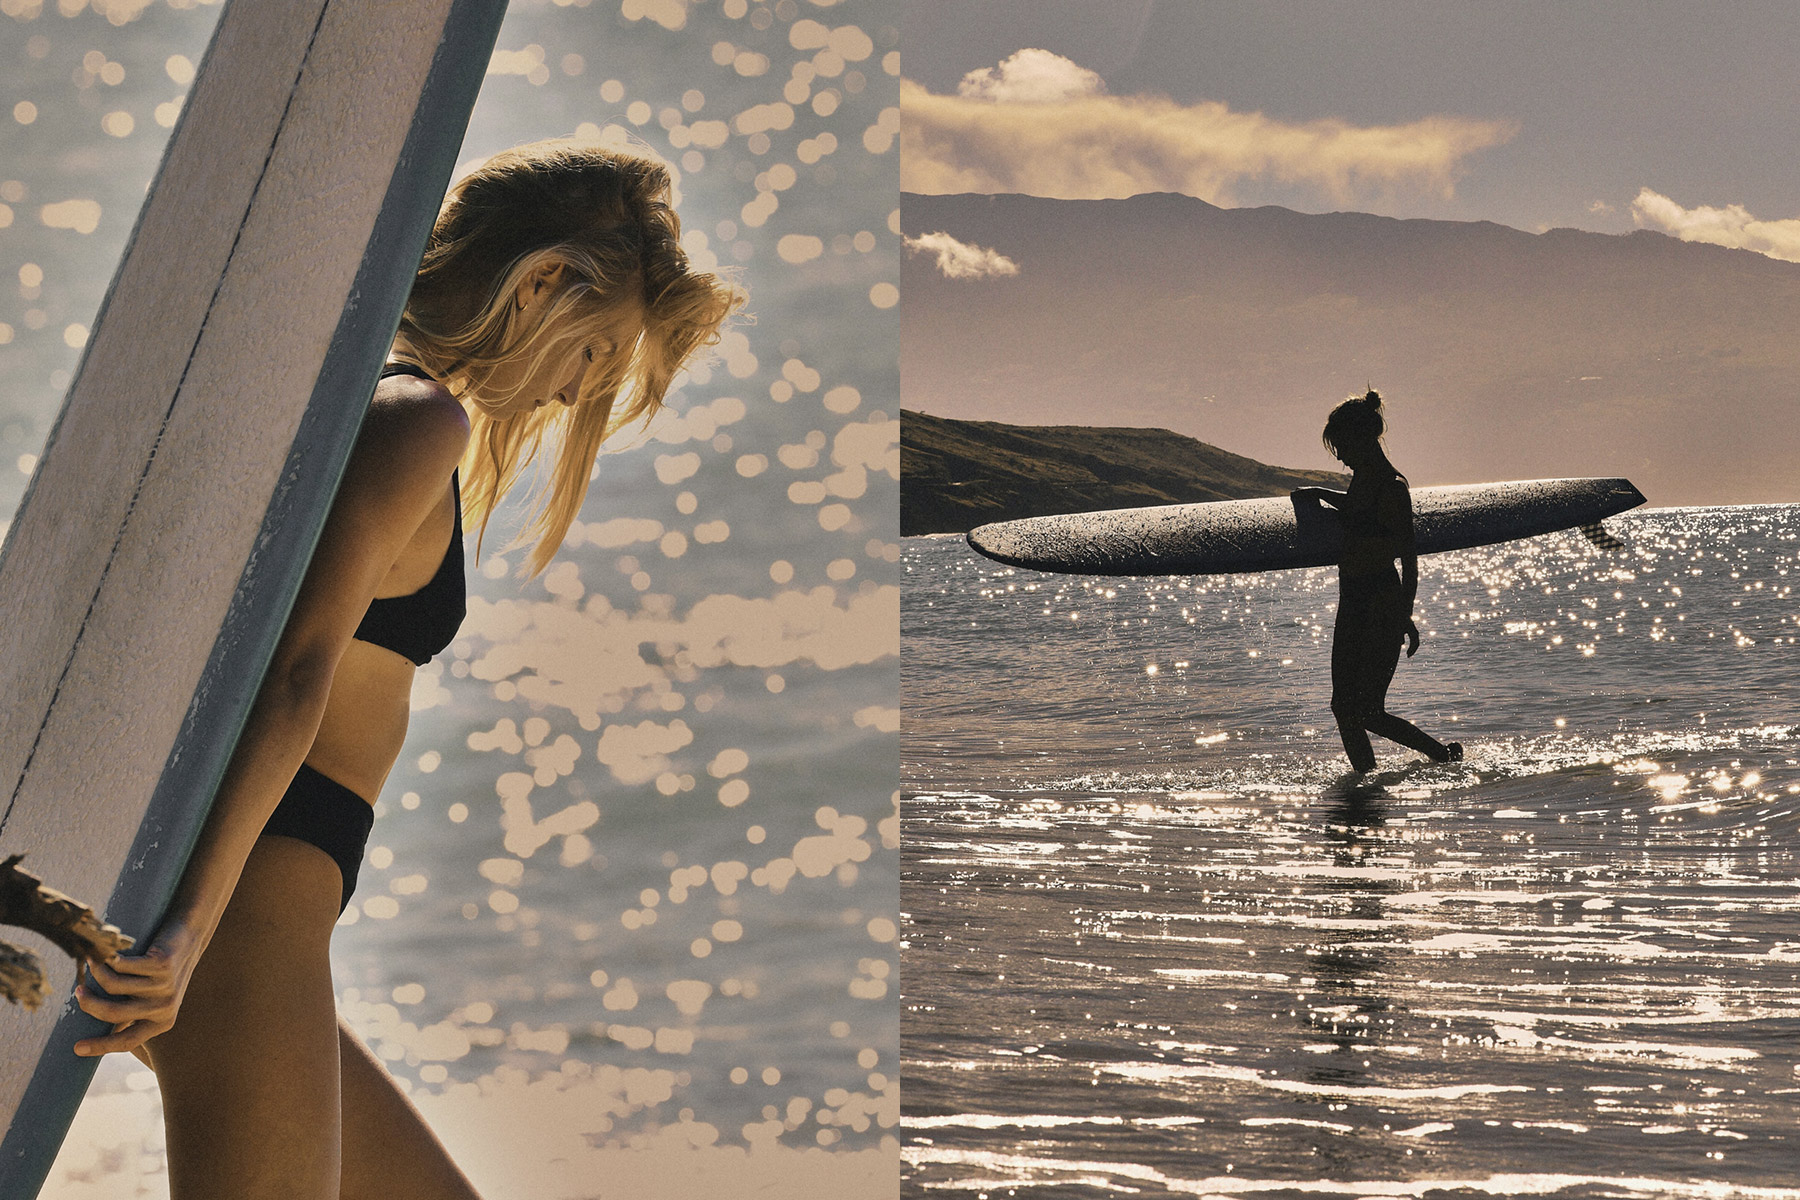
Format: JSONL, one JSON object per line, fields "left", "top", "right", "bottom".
{"left": 395, "top": 140, "right": 741, "bottom": 574}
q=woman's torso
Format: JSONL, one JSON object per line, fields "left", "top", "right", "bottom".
{"left": 1338, "top": 467, "right": 1408, "bottom": 582}
{"left": 302, "top": 366, "right": 464, "bottom": 801}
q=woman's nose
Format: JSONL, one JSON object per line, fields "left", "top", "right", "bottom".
{"left": 555, "top": 371, "right": 583, "bottom": 406}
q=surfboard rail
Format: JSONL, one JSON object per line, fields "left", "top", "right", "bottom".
{"left": 966, "top": 478, "right": 1648, "bottom": 576}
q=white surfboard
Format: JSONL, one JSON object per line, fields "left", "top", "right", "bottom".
{"left": 966, "top": 478, "right": 1647, "bottom": 576}
{"left": 0, "top": 0, "right": 506, "bottom": 1189}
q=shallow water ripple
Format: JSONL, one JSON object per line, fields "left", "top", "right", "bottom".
{"left": 904, "top": 508, "right": 1800, "bottom": 1198}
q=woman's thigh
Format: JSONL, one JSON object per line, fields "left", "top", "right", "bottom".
{"left": 339, "top": 1020, "right": 484, "bottom": 1200}
{"left": 1332, "top": 586, "right": 1404, "bottom": 710}
{"left": 146, "top": 835, "right": 345, "bottom": 1200}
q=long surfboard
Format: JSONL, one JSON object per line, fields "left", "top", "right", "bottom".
{"left": 966, "top": 478, "right": 1647, "bottom": 576}
{"left": 0, "top": 0, "right": 506, "bottom": 1190}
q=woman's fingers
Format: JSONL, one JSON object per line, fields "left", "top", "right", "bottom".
{"left": 75, "top": 982, "right": 170, "bottom": 1024}
{"left": 102, "top": 944, "right": 174, "bottom": 979}
{"left": 83, "top": 957, "right": 163, "bottom": 994}
{"left": 72, "top": 1000, "right": 175, "bottom": 1055}
{"left": 74, "top": 957, "right": 181, "bottom": 1055}
{"left": 69, "top": 924, "right": 201, "bottom": 1057}
{"left": 69, "top": 924, "right": 198, "bottom": 1056}
{"left": 73, "top": 1019, "right": 168, "bottom": 1058}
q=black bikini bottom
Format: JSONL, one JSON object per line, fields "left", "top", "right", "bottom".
{"left": 260, "top": 763, "right": 375, "bottom": 913}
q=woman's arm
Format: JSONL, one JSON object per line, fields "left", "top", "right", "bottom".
{"left": 73, "top": 379, "right": 469, "bottom": 1056}
{"left": 1379, "top": 476, "right": 1424, "bottom": 656}
{"left": 1291, "top": 486, "right": 1348, "bottom": 509}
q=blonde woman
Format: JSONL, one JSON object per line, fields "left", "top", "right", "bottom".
{"left": 69, "top": 141, "right": 739, "bottom": 1198}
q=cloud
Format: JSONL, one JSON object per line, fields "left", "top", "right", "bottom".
{"left": 902, "top": 53, "right": 1516, "bottom": 206}
{"left": 1630, "top": 188, "right": 1800, "bottom": 263}
{"left": 903, "top": 231, "right": 1020, "bottom": 280}
{"left": 957, "top": 48, "right": 1107, "bottom": 104}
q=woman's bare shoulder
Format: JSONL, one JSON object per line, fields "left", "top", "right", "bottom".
{"left": 364, "top": 372, "right": 470, "bottom": 468}
{"left": 1378, "top": 472, "right": 1414, "bottom": 521}
{"left": 268, "top": 376, "right": 465, "bottom": 670}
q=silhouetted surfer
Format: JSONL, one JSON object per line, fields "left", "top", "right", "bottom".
{"left": 1293, "top": 390, "right": 1461, "bottom": 773}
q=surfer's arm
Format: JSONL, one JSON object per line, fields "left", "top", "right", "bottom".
{"left": 1291, "top": 486, "right": 1347, "bottom": 509}
{"left": 73, "top": 385, "right": 470, "bottom": 1056}
{"left": 1381, "top": 477, "right": 1424, "bottom": 655}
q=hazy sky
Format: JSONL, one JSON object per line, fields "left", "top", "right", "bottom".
{"left": 904, "top": 0, "right": 1800, "bottom": 252}
{"left": 899, "top": 1, "right": 1800, "bottom": 500}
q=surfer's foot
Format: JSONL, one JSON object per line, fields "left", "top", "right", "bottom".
{"left": 1431, "top": 742, "right": 1464, "bottom": 764}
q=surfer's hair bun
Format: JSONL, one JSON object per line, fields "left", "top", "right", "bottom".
{"left": 1322, "top": 388, "right": 1386, "bottom": 457}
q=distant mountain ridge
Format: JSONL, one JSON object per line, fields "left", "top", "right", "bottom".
{"left": 902, "top": 191, "right": 1800, "bottom": 508}
{"left": 901, "top": 409, "right": 1344, "bottom": 535}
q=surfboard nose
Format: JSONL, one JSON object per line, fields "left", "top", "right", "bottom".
{"left": 966, "top": 525, "right": 1030, "bottom": 571}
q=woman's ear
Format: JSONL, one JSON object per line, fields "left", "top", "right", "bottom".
{"left": 513, "top": 260, "right": 568, "bottom": 315}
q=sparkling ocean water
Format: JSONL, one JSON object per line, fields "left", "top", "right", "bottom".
{"left": 903, "top": 506, "right": 1800, "bottom": 1199}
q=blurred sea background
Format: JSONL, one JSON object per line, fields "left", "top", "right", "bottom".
{"left": 904, "top": 508, "right": 1800, "bottom": 1198}
{"left": 0, "top": 0, "right": 899, "bottom": 1195}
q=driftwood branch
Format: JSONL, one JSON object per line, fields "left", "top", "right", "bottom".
{"left": 0, "top": 942, "right": 49, "bottom": 1012}
{"left": 0, "top": 855, "right": 134, "bottom": 1010}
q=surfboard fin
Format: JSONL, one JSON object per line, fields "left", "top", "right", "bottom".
{"left": 1578, "top": 521, "right": 1626, "bottom": 552}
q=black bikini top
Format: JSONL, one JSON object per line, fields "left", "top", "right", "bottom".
{"left": 351, "top": 363, "right": 466, "bottom": 666}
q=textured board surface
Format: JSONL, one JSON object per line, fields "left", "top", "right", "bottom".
{"left": 0, "top": 0, "right": 505, "bottom": 1189}
{"left": 967, "top": 478, "right": 1648, "bottom": 576}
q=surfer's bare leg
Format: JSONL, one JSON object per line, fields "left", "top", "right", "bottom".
{"left": 340, "top": 1020, "right": 484, "bottom": 1200}
{"left": 143, "top": 835, "right": 484, "bottom": 1200}
{"left": 1363, "top": 711, "right": 1454, "bottom": 761}
{"left": 1331, "top": 705, "right": 1379, "bottom": 772}
{"left": 1336, "top": 672, "right": 1457, "bottom": 765}
{"left": 144, "top": 836, "right": 343, "bottom": 1200}
{"left": 1330, "top": 591, "right": 1460, "bottom": 767}
{"left": 1330, "top": 631, "right": 1385, "bottom": 772}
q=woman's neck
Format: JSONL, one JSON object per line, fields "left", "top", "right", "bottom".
{"left": 388, "top": 336, "right": 467, "bottom": 394}
{"left": 1351, "top": 447, "right": 1393, "bottom": 479}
